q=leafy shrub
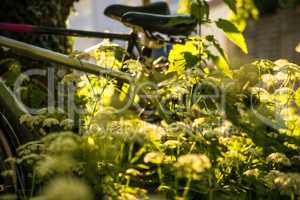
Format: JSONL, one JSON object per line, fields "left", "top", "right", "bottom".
{"left": 14, "top": 57, "right": 300, "bottom": 199}
{"left": 2, "top": 1, "right": 300, "bottom": 200}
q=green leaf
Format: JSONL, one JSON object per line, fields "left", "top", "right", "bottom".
{"left": 191, "top": 0, "right": 209, "bottom": 23}
{"left": 168, "top": 41, "right": 199, "bottom": 74}
{"left": 216, "top": 19, "right": 248, "bottom": 54}
{"left": 295, "top": 87, "right": 300, "bottom": 107}
{"left": 206, "top": 35, "right": 229, "bottom": 63}
{"left": 206, "top": 35, "right": 232, "bottom": 78}
{"left": 211, "top": 55, "right": 233, "bottom": 78}
{"left": 177, "top": 0, "right": 191, "bottom": 14}
{"left": 224, "top": 0, "right": 237, "bottom": 13}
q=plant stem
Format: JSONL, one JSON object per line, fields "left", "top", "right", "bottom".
{"left": 183, "top": 173, "right": 192, "bottom": 199}
{"left": 30, "top": 170, "right": 36, "bottom": 198}
{"left": 208, "top": 173, "right": 213, "bottom": 200}
{"left": 291, "top": 192, "right": 295, "bottom": 200}
{"left": 126, "top": 177, "right": 130, "bottom": 186}
{"left": 128, "top": 142, "right": 134, "bottom": 162}
{"left": 157, "top": 165, "right": 163, "bottom": 185}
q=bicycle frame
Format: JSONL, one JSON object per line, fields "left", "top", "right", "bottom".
{"left": 0, "top": 23, "right": 142, "bottom": 57}
{"left": 0, "top": 35, "right": 135, "bottom": 83}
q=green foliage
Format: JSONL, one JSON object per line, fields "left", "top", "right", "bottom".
{"left": 215, "top": 19, "right": 248, "bottom": 53}
{"left": 177, "top": 0, "right": 210, "bottom": 22}
{"left": 177, "top": 0, "right": 249, "bottom": 54}
{"left": 190, "top": 0, "right": 210, "bottom": 23}
{"left": 178, "top": 0, "right": 192, "bottom": 14}
{"left": 168, "top": 37, "right": 202, "bottom": 74}
{"left": 0, "top": 59, "right": 50, "bottom": 109}
{"left": 228, "top": 0, "right": 259, "bottom": 31}
{"left": 224, "top": 0, "right": 238, "bottom": 13}
{"left": 35, "top": 177, "right": 93, "bottom": 200}
{"left": 13, "top": 55, "right": 300, "bottom": 200}
{"left": 0, "top": 0, "right": 79, "bottom": 111}
{"left": 19, "top": 108, "right": 73, "bottom": 136}
{"left": 178, "top": 0, "right": 210, "bottom": 23}
{"left": 2, "top": 1, "right": 300, "bottom": 200}
{"left": 168, "top": 36, "right": 233, "bottom": 78}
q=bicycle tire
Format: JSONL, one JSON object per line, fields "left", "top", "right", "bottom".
{"left": 0, "top": 79, "right": 39, "bottom": 197}
{"left": 0, "top": 112, "right": 27, "bottom": 196}
{"left": 0, "top": 120, "right": 18, "bottom": 194}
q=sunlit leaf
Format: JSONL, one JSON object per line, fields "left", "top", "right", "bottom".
{"left": 177, "top": 0, "right": 191, "bottom": 14}
{"left": 275, "top": 87, "right": 294, "bottom": 105}
{"left": 168, "top": 39, "right": 200, "bottom": 74}
{"left": 211, "top": 55, "right": 233, "bottom": 78}
{"left": 295, "top": 87, "right": 300, "bottom": 107}
{"left": 216, "top": 19, "right": 248, "bottom": 54}
{"left": 296, "top": 43, "right": 300, "bottom": 53}
{"left": 224, "top": 0, "right": 237, "bottom": 13}
{"left": 206, "top": 35, "right": 229, "bottom": 63}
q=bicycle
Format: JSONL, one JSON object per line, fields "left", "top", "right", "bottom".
{"left": 0, "top": 1, "right": 197, "bottom": 196}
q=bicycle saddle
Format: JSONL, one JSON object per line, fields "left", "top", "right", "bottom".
{"left": 121, "top": 12, "right": 197, "bottom": 36}
{"left": 104, "top": 2, "right": 170, "bottom": 20}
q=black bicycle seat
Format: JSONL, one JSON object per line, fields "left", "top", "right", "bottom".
{"left": 104, "top": 2, "right": 170, "bottom": 20}
{"left": 121, "top": 12, "right": 197, "bottom": 36}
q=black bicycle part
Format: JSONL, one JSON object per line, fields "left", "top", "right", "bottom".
{"left": 0, "top": 123, "right": 16, "bottom": 194}
{"left": 104, "top": 1, "right": 170, "bottom": 20}
{"left": 0, "top": 23, "right": 132, "bottom": 41}
{"left": 0, "top": 112, "right": 24, "bottom": 196}
{"left": 121, "top": 12, "right": 197, "bottom": 36}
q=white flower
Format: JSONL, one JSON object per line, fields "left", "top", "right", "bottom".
{"left": 267, "top": 152, "right": 291, "bottom": 166}
{"left": 192, "top": 118, "right": 206, "bottom": 129}
{"left": 144, "top": 152, "right": 165, "bottom": 165}
{"left": 163, "top": 140, "right": 180, "bottom": 149}
{"left": 20, "top": 114, "right": 44, "bottom": 127}
{"left": 60, "top": 119, "right": 74, "bottom": 130}
{"left": 38, "top": 177, "right": 93, "bottom": 200}
{"left": 20, "top": 114, "right": 32, "bottom": 124}
{"left": 243, "top": 168, "right": 260, "bottom": 178}
{"left": 265, "top": 171, "right": 300, "bottom": 195}
{"left": 43, "top": 118, "right": 60, "bottom": 128}
{"left": 175, "top": 154, "right": 211, "bottom": 179}
{"left": 125, "top": 168, "right": 141, "bottom": 176}
{"left": 47, "top": 134, "right": 79, "bottom": 155}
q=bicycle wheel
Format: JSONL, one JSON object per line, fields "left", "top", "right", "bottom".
{"left": 0, "top": 124, "right": 18, "bottom": 194}
{"left": 0, "top": 112, "right": 32, "bottom": 198}
{"left": 0, "top": 80, "right": 38, "bottom": 197}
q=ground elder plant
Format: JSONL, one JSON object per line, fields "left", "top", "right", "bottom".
{"left": 2, "top": 1, "right": 300, "bottom": 200}
{"left": 13, "top": 58, "right": 300, "bottom": 200}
